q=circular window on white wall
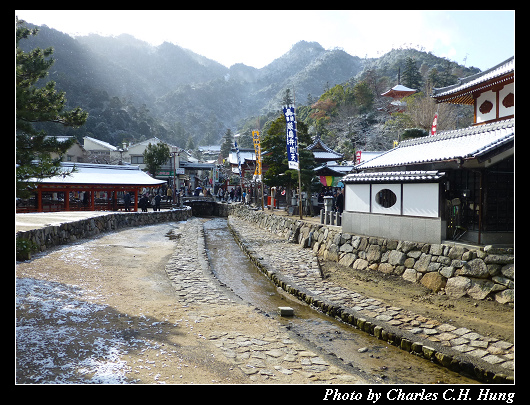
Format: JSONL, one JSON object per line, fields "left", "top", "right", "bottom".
{"left": 375, "top": 189, "right": 397, "bottom": 208}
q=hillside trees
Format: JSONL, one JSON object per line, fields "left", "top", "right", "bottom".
{"left": 384, "top": 89, "right": 473, "bottom": 138}
{"left": 16, "top": 18, "right": 88, "bottom": 197}
{"left": 17, "top": 22, "right": 482, "bottom": 159}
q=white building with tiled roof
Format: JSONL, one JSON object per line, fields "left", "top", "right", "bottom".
{"left": 354, "top": 118, "right": 514, "bottom": 171}
{"left": 342, "top": 57, "right": 514, "bottom": 245}
{"left": 83, "top": 136, "right": 122, "bottom": 164}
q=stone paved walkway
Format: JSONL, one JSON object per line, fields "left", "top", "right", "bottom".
{"left": 164, "top": 218, "right": 363, "bottom": 383}
{"left": 227, "top": 216, "right": 514, "bottom": 383}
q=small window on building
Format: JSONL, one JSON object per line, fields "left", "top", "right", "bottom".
{"left": 375, "top": 189, "right": 397, "bottom": 208}
{"left": 131, "top": 155, "right": 144, "bottom": 164}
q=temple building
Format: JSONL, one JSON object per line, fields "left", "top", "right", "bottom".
{"left": 17, "top": 162, "right": 166, "bottom": 213}
{"left": 306, "top": 135, "right": 344, "bottom": 164}
{"left": 381, "top": 84, "right": 417, "bottom": 113}
{"left": 341, "top": 56, "right": 514, "bottom": 245}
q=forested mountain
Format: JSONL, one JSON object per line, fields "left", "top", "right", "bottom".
{"left": 17, "top": 21, "right": 480, "bottom": 151}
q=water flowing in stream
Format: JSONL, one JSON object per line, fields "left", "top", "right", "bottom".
{"left": 202, "top": 218, "right": 477, "bottom": 384}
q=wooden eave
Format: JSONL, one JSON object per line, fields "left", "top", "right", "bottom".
{"left": 434, "top": 73, "right": 514, "bottom": 105}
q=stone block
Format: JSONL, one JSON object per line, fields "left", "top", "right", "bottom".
{"left": 338, "top": 252, "right": 356, "bottom": 268}
{"left": 407, "top": 250, "right": 422, "bottom": 259}
{"left": 413, "top": 253, "right": 432, "bottom": 272}
{"left": 402, "top": 268, "right": 418, "bottom": 283}
{"left": 366, "top": 244, "right": 382, "bottom": 262}
{"left": 388, "top": 250, "right": 406, "bottom": 266}
{"left": 378, "top": 263, "right": 394, "bottom": 274}
{"left": 339, "top": 243, "right": 353, "bottom": 253}
{"left": 422, "top": 346, "right": 436, "bottom": 360}
{"left": 278, "top": 307, "right": 294, "bottom": 317}
{"left": 448, "top": 246, "right": 466, "bottom": 260}
{"left": 440, "top": 266, "right": 455, "bottom": 278}
{"left": 467, "top": 279, "right": 495, "bottom": 300}
{"left": 401, "top": 338, "right": 412, "bottom": 352}
{"left": 404, "top": 257, "right": 415, "bottom": 268}
{"left": 484, "top": 254, "right": 514, "bottom": 265}
{"left": 434, "top": 352, "right": 453, "bottom": 367}
{"left": 501, "top": 263, "right": 514, "bottom": 279}
{"left": 445, "top": 276, "right": 472, "bottom": 298}
{"left": 495, "top": 289, "right": 514, "bottom": 304}
{"left": 411, "top": 342, "right": 423, "bottom": 354}
{"left": 456, "top": 258, "right": 489, "bottom": 278}
{"left": 429, "top": 244, "right": 444, "bottom": 255}
{"left": 352, "top": 258, "right": 369, "bottom": 270}
{"left": 420, "top": 272, "right": 447, "bottom": 292}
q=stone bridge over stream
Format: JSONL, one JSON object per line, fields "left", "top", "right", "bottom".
{"left": 182, "top": 196, "right": 221, "bottom": 217}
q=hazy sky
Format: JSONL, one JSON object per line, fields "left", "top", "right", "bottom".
{"left": 16, "top": 10, "right": 514, "bottom": 71}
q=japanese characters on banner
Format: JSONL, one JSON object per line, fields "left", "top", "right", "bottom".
{"left": 234, "top": 140, "right": 242, "bottom": 179}
{"left": 251, "top": 130, "right": 262, "bottom": 182}
{"left": 282, "top": 104, "right": 299, "bottom": 170}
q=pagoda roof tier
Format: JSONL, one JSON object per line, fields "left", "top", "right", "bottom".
{"left": 381, "top": 84, "right": 417, "bottom": 99}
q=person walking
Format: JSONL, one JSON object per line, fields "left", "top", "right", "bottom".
{"left": 124, "top": 192, "right": 131, "bottom": 212}
{"left": 335, "top": 188, "right": 344, "bottom": 213}
{"left": 139, "top": 194, "right": 149, "bottom": 212}
{"left": 154, "top": 193, "right": 161, "bottom": 211}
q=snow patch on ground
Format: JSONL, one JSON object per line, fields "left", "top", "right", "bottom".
{"left": 16, "top": 278, "right": 142, "bottom": 384}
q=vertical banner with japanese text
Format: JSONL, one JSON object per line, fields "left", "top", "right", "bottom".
{"left": 431, "top": 113, "right": 438, "bottom": 136}
{"left": 234, "top": 140, "right": 242, "bottom": 179}
{"left": 282, "top": 104, "right": 299, "bottom": 170}
{"left": 355, "top": 150, "right": 362, "bottom": 164}
{"left": 251, "top": 130, "right": 262, "bottom": 181}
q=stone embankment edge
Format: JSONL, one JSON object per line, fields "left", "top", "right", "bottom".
{"left": 16, "top": 208, "right": 192, "bottom": 259}
{"left": 226, "top": 215, "right": 513, "bottom": 384}
{"left": 223, "top": 204, "right": 514, "bottom": 305}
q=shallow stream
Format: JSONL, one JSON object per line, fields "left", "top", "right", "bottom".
{"left": 202, "top": 217, "right": 477, "bottom": 384}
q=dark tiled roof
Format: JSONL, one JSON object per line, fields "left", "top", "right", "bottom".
{"left": 342, "top": 170, "right": 445, "bottom": 183}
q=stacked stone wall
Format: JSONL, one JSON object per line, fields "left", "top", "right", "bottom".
{"left": 227, "top": 204, "right": 514, "bottom": 305}
{"left": 16, "top": 208, "right": 192, "bottom": 258}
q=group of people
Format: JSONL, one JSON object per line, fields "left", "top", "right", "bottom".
{"left": 317, "top": 187, "right": 344, "bottom": 213}
{"left": 216, "top": 186, "right": 245, "bottom": 203}
{"left": 122, "top": 186, "right": 178, "bottom": 212}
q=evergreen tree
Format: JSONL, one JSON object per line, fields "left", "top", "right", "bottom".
{"left": 281, "top": 88, "right": 293, "bottom": 106}
{"left": 353, "top": 81, "right": 374, "bottom": 113}
{"left": 16, "top": 18, "right": 88, "bottom": 197}
{"left": 220, "top": 128, "right": 233, "bottom": 159}
{"left": 143, "top": 142, "right": 170, "bottom": 176}
{"left": 438, "top": 60, "right": 458, "bottom": 87}
{"left": 402, "top": 57, "right": 422, "bottom": 89}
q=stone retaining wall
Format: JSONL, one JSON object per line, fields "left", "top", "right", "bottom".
{"left": 16, "top": 208, "right": 192, "bottom": 259}
{"left": 226, "top": 204, "right": 514, "bottom": 305}
{"left": 226, "top": 213, "right": 513, "bottom": 383}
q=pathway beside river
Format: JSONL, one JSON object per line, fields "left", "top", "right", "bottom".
{"left": 16, "top": 218, "right": 364, "bottom": 384}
